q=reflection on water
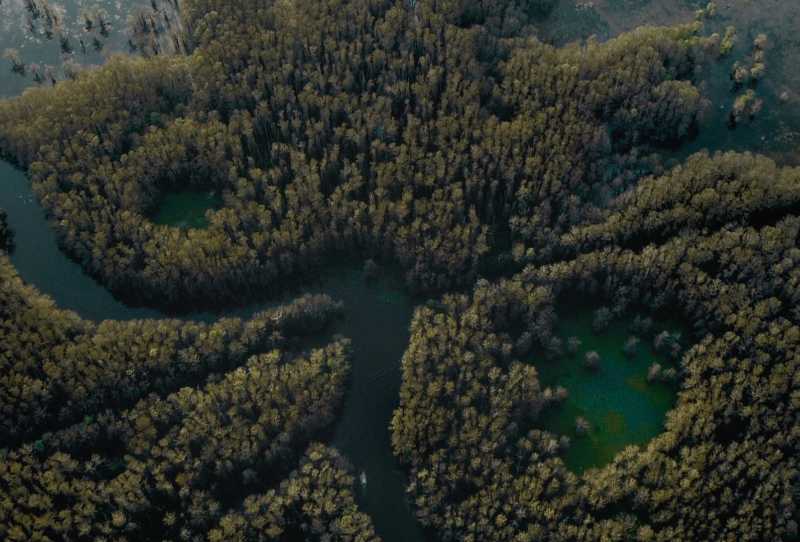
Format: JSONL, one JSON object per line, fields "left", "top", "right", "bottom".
{"left": 0, "top": 0, "right": 183, "bottom": 97}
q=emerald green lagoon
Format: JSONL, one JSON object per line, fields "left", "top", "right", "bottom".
{"left": 533, "top": 308, "right": 687, "bottom": 474}
{"left": 152, "top": 191, "right": 222, "bottom": 229}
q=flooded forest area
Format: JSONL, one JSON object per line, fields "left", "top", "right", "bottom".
{"left": 0, "top": 0, "right": 798, "bottom": 541}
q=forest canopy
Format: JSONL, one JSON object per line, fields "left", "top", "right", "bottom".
{"left": 0, "top": 230, "right": 371, "bottom": 540}
{"left": 392, "top": 150, "right": 800, "bottom": 541}
{"left": 0, "top": 0, "right": 714, "bottom": 309}
{"left": 0, "top": 0, "right": 798, "bottom": 541}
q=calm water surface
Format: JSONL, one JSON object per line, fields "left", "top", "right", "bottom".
{"left": 533, "top": 307, "right": 686, "bottom": 473}
{"left": 152, "top": 190, "right": 222, "bottom": 229}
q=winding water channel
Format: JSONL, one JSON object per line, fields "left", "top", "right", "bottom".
{"left": 3, "top": 2, "right": 799, "bottom": 539}
{"left": 0, "top": 159, "right": 426, "bottom": 541}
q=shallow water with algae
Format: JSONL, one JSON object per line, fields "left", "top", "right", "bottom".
{"left": 533, "top": 307, "right": 687, "bottom": 473}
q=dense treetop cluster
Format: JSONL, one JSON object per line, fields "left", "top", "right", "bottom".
{"left": 392, "top": 151, "right": 800, "bottom": 541}
{"left": 0, "top": 0, "right": 798, "bottom": 540}
{"left": 0, "top": 252, "right": 343, "bottom": 446}
{"left": 0, "top": 0, "right": 715, "bottom": 308}
{"left": 1, "top": 337, "right": 371, "bottom": 541}
{"left": 559, "top": 151, "right": 800, "bottom": 254}
{"left": 0, "top": 240, "right": 374, "bottom": 540}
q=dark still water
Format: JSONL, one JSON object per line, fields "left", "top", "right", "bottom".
{"left": 0, "top": 159, "right": 425, "bottom": 541}
{"left": 152, "top": 190, "right": 223, "bottom": 229}
{"left": 0, "top": 160, "right": 161, "bottom": 321}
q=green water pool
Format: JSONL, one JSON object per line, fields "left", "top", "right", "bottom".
{"left": 152, "top": 191, "right": 222, "bottom": 229}
{"left": 533, "top": 307, "right": 687, "bottom": 474}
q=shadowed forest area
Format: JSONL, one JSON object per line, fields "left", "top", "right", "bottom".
{"left": 0, "top": 0, "right": 798, "bottom": 541}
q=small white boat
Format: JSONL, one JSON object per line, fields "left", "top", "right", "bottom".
{"left": 360, "top": 471, "right": 367, "bottom": 488}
